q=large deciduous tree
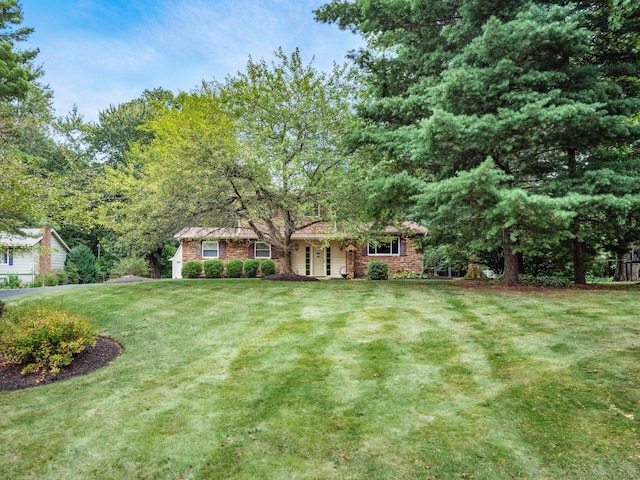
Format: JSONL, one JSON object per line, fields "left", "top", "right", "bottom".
{"left": 317, "top": 0, "right": 640, "bottom": 285}
{"left": 121, "top": 49, "right": 361, "bottom": 274}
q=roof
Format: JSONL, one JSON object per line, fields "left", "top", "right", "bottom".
{"left": 174, "top": 221, "right": 426, "bottom": 241}
{"left": 0, "top": 228, "right": 71, "bottom": 252}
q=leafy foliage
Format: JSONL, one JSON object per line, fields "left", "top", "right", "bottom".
{"left": 0, "top": 0, "right": 40, "bottom": 101}
{"left": 109, "top": 257, "right": 151, "bottom": 279}
{"left": 243, "top": 259, "right": 260, "bottom": 278}
{"left": 1, "top": 273, "right": 22, "bottom": 289}
{"left": 225, "top": 259, "right": 243, "bottom": 278}
{"left": 0, "top": 305, "right": 97, "bottom": 376}
{"left": 203, "top": 259, "right": 224, "bottom": 279}
{"left": 66, "top": 245, "right": 97, "bottom": 284}
{"left": 260, "top": 259, "right": 276, "bottom": 277}
{"left": 125, "top": 49, "right": 361, "bottom": 273}
{"left": 317, "top": 0, "right": 640, "bottom": 285}
{"left": 181, "top": 260, "right": 202, "bottom": 279}
{"left": 366, "top": 260, "right": 389, "bottom": 280}
{"left": 64, "top": 261, "right": 80, "bottom": 285}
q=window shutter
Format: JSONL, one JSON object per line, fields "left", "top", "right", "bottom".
{"left": 400, "top": 238, "right": 407, "bottom": 256}
{"left": 8, "top": 249, "right": 13, "bottom": 266}
{"left": 247, "top": 241, "right": 255, "bottom": 259}
{"left": 361, "top": 244, "right": 368, "bottom": 256}
{"left": 270, "top": 247, "right": 278, "bottom": 259}
{"left": 219, "top": 241, "right": 226, "bottom": 259}
{"left": 195, "top": 242, "right": 202, "bottom": 259}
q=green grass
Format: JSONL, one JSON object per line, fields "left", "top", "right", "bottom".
{"left": 1, "top": 280, "right": 639, "bottom": 479}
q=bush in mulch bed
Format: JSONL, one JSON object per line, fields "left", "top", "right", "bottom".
{"left": 262, "top": 273, "right": 319, "bottom": 282}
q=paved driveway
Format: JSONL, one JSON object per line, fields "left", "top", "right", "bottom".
{"left": 0, "top": 284, "right": 89, "bottom": 300}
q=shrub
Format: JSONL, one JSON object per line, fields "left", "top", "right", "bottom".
{"left": 225, "top": 259, "right": 244, "bottom": 278}
{"left": 66, "top": 245, "right": 97, "bottom": 284}
{"left": 367, "top": 261, "right": 389, "bottom": 280}
{"left": 64, "top": 261, "right": 80, "bottom": 284}
{"left": 181, "top": 260, "right": 202, "bottom": 279}
{"left": 260, "top": 259, "right": 276, "bottom": 277}
{"left": 109, "top": 257, "right": 151, "bottom": 279}
{"left": 244, "top": 259, "right": 260, "bottom": 278}
{"left": 0, "top": 305, "right": 97, "bottom": 376}
{"left": 203, "top": 259, "right": 224, "bottom": 278}
{"left": 1, "top": 274, "right": 22, "bottom": 289}
{"left": 38, "top": 270, "right": 67, "bottom": 287}
{"left": 0, "top": 300, "right": 5, "bottom": 317}
{"left": 56, "top": 269, "right": 69, "bottom": 285}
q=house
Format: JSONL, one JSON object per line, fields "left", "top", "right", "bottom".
{"left": 171, "top": 221, "right": 426, "bottom": 279}
{"left": 0, "top": 228, "right": 71, "bottom": 284}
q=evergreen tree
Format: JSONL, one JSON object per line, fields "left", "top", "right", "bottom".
{"left": 317, "top": 0, "right": 640, "bottom": 285}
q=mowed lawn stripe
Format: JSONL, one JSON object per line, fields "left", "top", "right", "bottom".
{"left": 1, "top": 280, "right": 638, "bottom": 479}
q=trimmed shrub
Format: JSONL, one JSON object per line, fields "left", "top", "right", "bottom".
{"left": 109, "top": 257, "right": 151, "bottom": 279}
{"left": 225, "top": 259, "right": 244, "bottom": 278}
{"left": 244, "top": 259, "right": 260, "bottom": 278}
{"left": 64, "top": 261, "right": 80, "bottom": 285}
{"left": 260, "top": 259, "right": 276, "bottom": 277}
{"left": 181, "top": 260, "right": 202, "bottom": 279}
{"left": 366, "top": 261, "right": 389, "bottom": 280}
{"left": 66, "top": 245, "right": 97, "bottom": 284}
{"left": 0, "top": 305, "right": 97, "bottom": 376}
{"left": 203, "top": 259, "right": 224, "bottom": 278}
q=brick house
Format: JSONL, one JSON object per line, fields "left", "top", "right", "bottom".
{"left": 0, "top": 228, "right": 70, "bottom": 284}
{"left": 171, "top": 222, "right": 426, "bottom": 279}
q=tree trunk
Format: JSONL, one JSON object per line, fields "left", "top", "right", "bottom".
{"left": 613, "top": 250, "right": 629, "bottom": 281}
{"left": 148, "top": 253, "right": 161, "bottom": 279}
{"left": 572, "top": 238, "right": 586, "bottom": 285}
{"left": 279, "top": 249, "right": 294, "bottom": 274}
{"left": 501, "top": 228, "right": 520, "bottom": 286}
{"left": 517, "top": 252, "right": 525, "bottom": 274}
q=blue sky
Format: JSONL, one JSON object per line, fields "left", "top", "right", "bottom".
{"left": 21, "top": 1, "right": 362, "bottom": 122}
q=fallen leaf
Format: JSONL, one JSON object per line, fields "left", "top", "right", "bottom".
{"left": 343, "top": 455, "right": 352, "bottom": 461}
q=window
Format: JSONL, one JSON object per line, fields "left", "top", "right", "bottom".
{"left": 255, "top": 242, "right": 271, "bottom": 259}
{"left": 0, "top": 250, "right": 8, "bottom": 265}
{"left": 202, "top": 241, "right": 219, "bottom": 258}
{"left": 368, "top": 237, "right": 400, "bottom": 256}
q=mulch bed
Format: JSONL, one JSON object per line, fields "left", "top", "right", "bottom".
{"left": 0, "top": 337, "right": 123, "bottom": 392}
{"left": 262, "top": 273, "right": 320, "bottom": 281}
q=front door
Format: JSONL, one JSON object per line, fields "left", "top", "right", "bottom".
{"left": 312, "top": 247, "right": 325, "bottom": 276}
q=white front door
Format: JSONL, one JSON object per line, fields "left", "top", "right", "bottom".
{"left": 312, "top": 247, "right": 325, "bottom": 276}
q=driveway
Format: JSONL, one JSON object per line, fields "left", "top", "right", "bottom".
{"left": 0, "top": 284, "right": 90, "bottom": 300}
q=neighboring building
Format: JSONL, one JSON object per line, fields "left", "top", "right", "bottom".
{"left": 0, "top": 228, "right": 71, "bottom": 284}
{"left": 171, "top": 222, "right": 426, "bottom": 279}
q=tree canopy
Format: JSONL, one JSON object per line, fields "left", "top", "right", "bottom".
{"left": 317, "top": 0, "right": 640, "bottom": 285}
{"left": 113, "top": 49, "right": 362, "bottom": 273}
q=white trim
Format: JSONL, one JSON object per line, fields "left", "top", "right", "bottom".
{"left": 202, "top": 241, "right": 219, "bottom": 258}
{"left": 254, "top": 241, "right": 271, "bottom": 259}
{"left": 368, "top": 237, "right": 400, "bottom": 256}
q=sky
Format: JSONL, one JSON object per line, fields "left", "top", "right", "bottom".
{"left": 21, "top": 0, "right": 363, "bottom": 122}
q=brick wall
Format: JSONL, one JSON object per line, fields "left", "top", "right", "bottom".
{"left": 180, "top": 237, "right": 422, "bottom": 278}
{"left": 181, "top": 239, "right": 282, "bottom": 276}
{"left": 354, "top": 238, "right": 423, "bottom": 278}
{"left": 38, "top": 228, "right": 52, "bottom": 274}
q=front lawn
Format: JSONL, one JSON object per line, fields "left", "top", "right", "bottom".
{"left": 1, "top": 280, "right": 638, "bottom": 479}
